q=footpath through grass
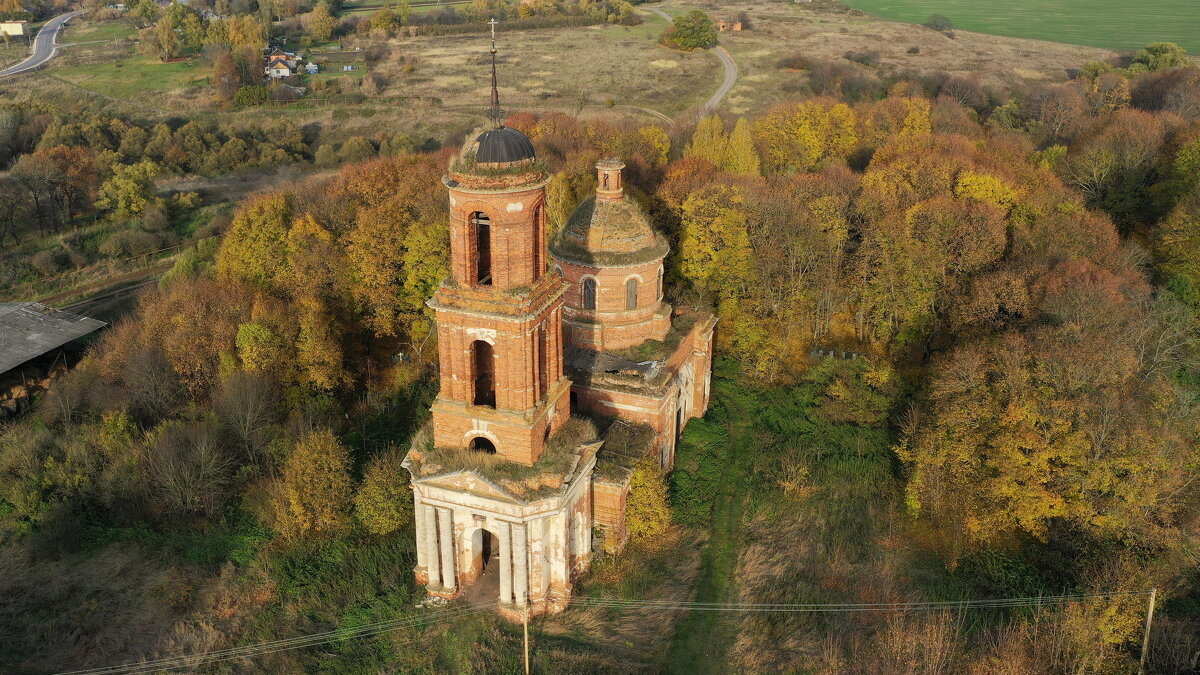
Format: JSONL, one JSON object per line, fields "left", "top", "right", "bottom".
{"left": 664, "top": 377, "right": 756, "bottom": 672}
{"left": 842, "top": 0, "right": 1200, "bottom": 52}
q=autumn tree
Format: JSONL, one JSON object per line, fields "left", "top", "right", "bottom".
{"left": 684, "top": 115, "right": 727, "bottom": 166}
{"left": 216, "top": 192, "right": 292, "bottom": 288}
{"left": 722, "top": 117, "right": 760, "bottom": 176}
{"left": 625, "top": 455, "right": 671, "bottom": 543}
{"left": 274, "top": 429, "right": 353, "bottom": 539}
{"left": 679, "top": 184, "right": 753, "bottom": 303}
{"left": 96, "top": 160, "right": 160, "bottom": 218}
{"left": 353, "top": 450, "right": 411, "bottom": 535}
{"left": 302, "top": 0, "right": 336, "bottom": 42}
{"left": 661, "top": 10, "right": 717, "bottom": 50}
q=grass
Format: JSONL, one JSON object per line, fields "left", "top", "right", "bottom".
{"left": 841, "top": 0, "right": 1200, "bottom": 52}
{"left": 53, "top": 54, "right": 208, "bottom": 100}
{"left": 61, "top": 19, "right": 137, "bottom": 43}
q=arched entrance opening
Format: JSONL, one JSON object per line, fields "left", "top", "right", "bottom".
{"left": 470, "top": 436, "right": 497, "bottom": 454}
{"left": 472, "top": 340, "right": 495, "bottom": 407}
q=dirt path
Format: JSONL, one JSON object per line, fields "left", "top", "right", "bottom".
{"left": 643, "top": 2, "right": 739, "bottom": 114}
{"left": 664, "top": 383, "right": 753, "bottom": 673}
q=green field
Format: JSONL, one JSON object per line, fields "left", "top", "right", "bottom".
{"left": 841, "top": 0, "right": 1200, "bottom": 53}
{"left": 54, "top": 55, "right": 207, "bottom": 100}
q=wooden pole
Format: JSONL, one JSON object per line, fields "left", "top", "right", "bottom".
{"left": 1138, "top": 587, "right": 1157, "bottom": 675}
{"left": 523, "top": 606, "right": 530, "bottom": 675}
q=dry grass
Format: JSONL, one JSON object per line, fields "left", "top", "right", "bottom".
{"left": 696, "top": 0, "right": 1117, "bottom": 116}
{"left": 0, "top": 544, "right": 190, "bottom": 671}
{"left": 544, "top": 527, "right": 704, "bottom": 670}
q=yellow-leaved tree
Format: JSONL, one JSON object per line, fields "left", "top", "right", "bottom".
{"left": 216, "top": 192, "right": 292, "bottom": 289}
{"left": 679, "top": 184, "right": 753, "bottom": 303}
{"left": 274, "top": 429, "right": 353, "bottom": 539}
{"left": 722, "top": 117, "right": 760, "bottom": 176}
{"left": 684, "top": 115, "right": 727, "bottom": 166}
{"left": 625, "top": 455, "right": 671, "bottom": 543}
{"left": 353, "top": 450, "right": 412, "bottom": 536}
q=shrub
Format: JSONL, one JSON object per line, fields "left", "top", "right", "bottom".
{"left": 776, "top": 53, "right": 812, "bottom": 70}
{"left": 907, "top": 46, "right": 920, "bottom": 55}
{"left": 924, "top": 14, "right": 953, "bottom": 32}
{"left": 844, "top": 50, "right": 881, "bottom": 67}
{"left": 625, "top": 455, "right": 671, "bottom": 542}
{"left": 353, "top": 450, "right": 411, "bottom": 535}
{"left": 234, "top": 85, "right": 270, "bottom": 107}
{"left": 98, "top": 229, "right": 162, "bottom": 258}
{"left": 273, "top": 429, "right": 353, "bottom": 539}
{"left": 661, "top": 10, "right": 717, "bottom": 51}
{"left": 1134, "top": 41, "right": 1189, "bottom": 71}
{"left": 339, "top": 136, "right": 376, "bottom": 163}
{"left": 147, "top": 419, "right": 233, "bottom": 517}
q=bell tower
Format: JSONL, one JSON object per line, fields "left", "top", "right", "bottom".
{"left": 427, "top": 25, "right": 570, "bottom": 466}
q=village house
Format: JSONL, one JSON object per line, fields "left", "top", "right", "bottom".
{"left": 402, "top": 35, "right": 714, "bottom": 621}
{"left": 263, "top": 48, "right": 299, "bottom": 79}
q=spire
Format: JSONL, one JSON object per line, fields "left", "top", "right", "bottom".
{"left": 486, "top": 18, "right": 504, "bottom": 127}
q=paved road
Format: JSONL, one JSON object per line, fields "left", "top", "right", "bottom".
{"left": 0, "top": 10, "right": 84, "bottom": 78}
{"left": 643, "top": 3, "right": 738, "bottom": 113}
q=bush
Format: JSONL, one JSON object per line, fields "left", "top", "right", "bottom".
{"left": 844, "top": 50, "right": 881, "bottom": 67}
{"left": 272, "top": 429, "right": 353, "bottom": 539}
{"left": 353, "top": 450, "right": 411, "bottom": 535}
{"left": 98, "top": 229, "right": 162, "bottom": 258}
{"left": 924, "top": 14, "right": 953, "bottom": 32}
{"left": 776, "top": 53, "right": 811, "bottom": 70}
{"left": 625, "top": 455, "right": 671, "bottom": 543}
{"left": 339, "top": 136, "right": 376, "bottom": 163}
{"left": 234, "top": 85, "right": 270, "bottom": 107}
{"left": 907, "top": 46, "right": 920, "bottom": 55}
{"left": 661, "top": 10, "right": 717, "bottom": 51}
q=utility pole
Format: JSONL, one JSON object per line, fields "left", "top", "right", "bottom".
{"left": 523, "top": 604, "right": 530, "bottom": 675}
{"left": 1138, "top": 587, "right": 1157, "bottom": 675}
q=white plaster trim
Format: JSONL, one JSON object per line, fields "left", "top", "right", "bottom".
{"left": 506, "top": 202, "right": 524, "bottom": 212}
{"left": 466, "top": 327, "right": 497, "bottom": 343}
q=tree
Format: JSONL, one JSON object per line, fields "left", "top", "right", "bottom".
{"left": 679, "top": 184, "right": 753, "bottom": 302}
{"left": 683, "top": 115, "right": 726, "bottom": 166}
{"left": 661, "top": 10, "right": 717, "bottom": 50}
{"left": 1134, "top": 42, "right": 1189, "bottom": 71}
{"left": 353, "top": 450, "right": 411, "bottom": 535}
{"left": 302, "top": 0, "right": 336, "bottom": 41}
{"left": 153, "top": 16, "right": 181, "bottom": 61}
{"left": 216, "top": 192, "right": 292, "bottom": 287}
{"left": 722, "top": 117, "right": 760, "bottom": 176}
{"left": 274, "top": 429, "right": 353, "bottom": 539}
{"left": 339, "top": 136, "right": 376, "bottom": 163}
{"left": 96, "top": 160, "right": 160, "bottom": 219}
{"left": 314, "top": 144, "right": 338, "bottom": 167}
{"left": 625, "top": 455, "right": 671, "bottom": 542}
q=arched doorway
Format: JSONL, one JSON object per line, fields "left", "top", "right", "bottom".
{"left": 472, "top": 340, "right": 495, "bottom": 407}
{"left": 470, "top": 436, "right": 496, "bottom": 454}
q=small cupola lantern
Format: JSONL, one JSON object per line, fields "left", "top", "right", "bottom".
{"left": 595, "top": 158, "right": 625, "bottom": 201}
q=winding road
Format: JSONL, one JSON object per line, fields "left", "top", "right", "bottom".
{"left": 0, "top": 10, "right": 84, "bottom": 78}
{"left": 643, "top": 3, "right": 738, "bottom": 114}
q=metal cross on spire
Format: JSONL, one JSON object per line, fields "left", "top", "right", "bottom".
{"left": 486, "top": 18, "right": 504, "bottom": 127}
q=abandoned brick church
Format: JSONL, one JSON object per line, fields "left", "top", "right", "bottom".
{"left": 402, "top": 38, "right": 715, "bottom": 620}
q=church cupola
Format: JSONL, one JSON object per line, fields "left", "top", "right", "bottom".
{"left": 595, "top": 158, "right": 624, "bottom": 201}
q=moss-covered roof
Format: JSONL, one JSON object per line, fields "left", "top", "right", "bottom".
{"left": 550, "top": 196, "right": 669, "bottom": 267}
{"left": 405, "top": 417, "right": 600, "bottom": 498}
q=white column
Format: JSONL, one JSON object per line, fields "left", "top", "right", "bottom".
{"left": 438, "top": 507, "right": 456, "bottom": 592}
{"left": 512, "top": 522, "right": 528, "bottom": 608}
{"left": 414, "top": 496, "right": 428, "bottom": 576}
{"left": 498, "top": 521, "right": 513, "bottom": 605}
{"left": 423, "top": 504, "right": 439, "bottom": 588}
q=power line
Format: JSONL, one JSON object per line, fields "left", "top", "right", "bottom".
{"left": 62, "top": 602, "right": 496, "bottom": 675}
{"left": 569, "top": 590, "right": 1152, "bottom": 613}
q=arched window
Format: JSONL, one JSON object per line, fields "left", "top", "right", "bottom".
{"left": 537, "top": 326, "right": 548, "bottom": 399}
{"left": 582, "top": 278, "right": 597, "bottom": 310}
{"left": 657, "top": 267, "right": 663, "bottom": 300}
{"left": 471, "top": 212, "right": 491, "bottom": 286}
{"left": 472, "top": 340, "right": 495, "bottom": 407}
{"left": 626, "top": 278, "right": 638, "bottom": 310}
{"left": 533, "top": 204, "right": 543, "bottom": 277}
{"left": 470, "top": 436, "right": 496, "bottom": 454}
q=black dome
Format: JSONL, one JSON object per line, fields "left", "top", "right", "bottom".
{"left": 475, "top": 126, "right": 536, "bottom": 164}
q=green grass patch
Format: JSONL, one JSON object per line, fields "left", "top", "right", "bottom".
{"left": 841, "top": 0, "right": 1200, "bottom": 52}
{"left": 53, "top": 54, "right": 208, "bottom": 100}
{"left": 62, "top": 20, "right": 136, "bottom": 42}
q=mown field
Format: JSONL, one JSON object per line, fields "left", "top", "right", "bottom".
{"left": 841, "top": 0, "right": 1200, "bottom": 52}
